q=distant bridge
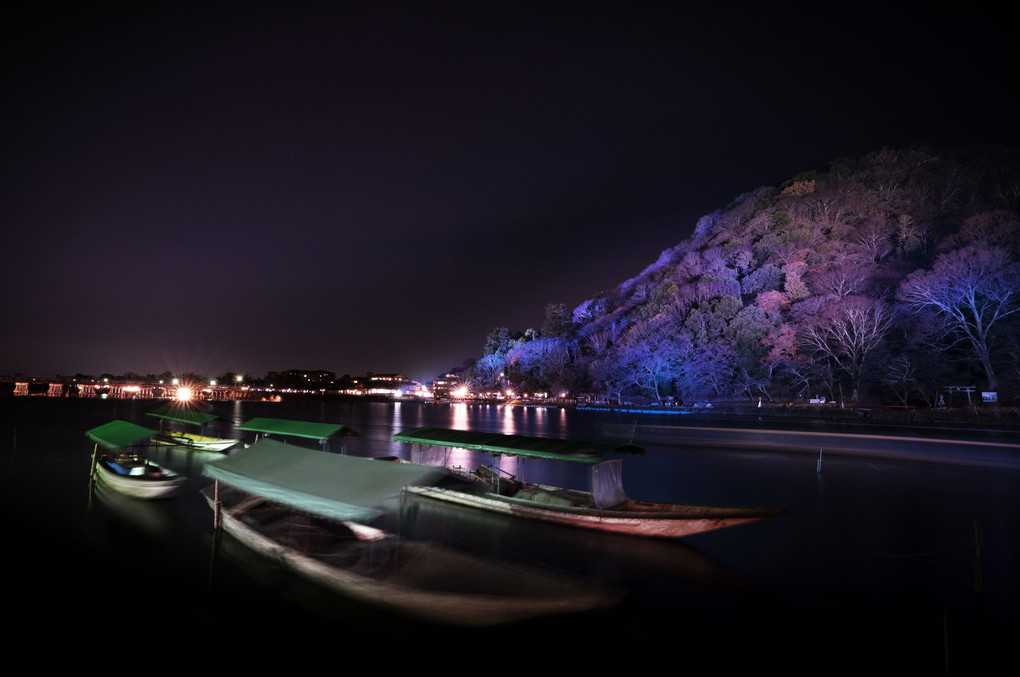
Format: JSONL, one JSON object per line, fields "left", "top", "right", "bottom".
{"left": 0, "top": 377, "right": 256, "bottom": 400}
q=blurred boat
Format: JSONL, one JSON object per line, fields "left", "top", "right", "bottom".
{"left": 393, "top": 427, "right": 782, "bottom": 539}
{"left": 90, "top": 474, "right": 175, "bottom": 534}
{"left": 86, "top": 420, "right": 186, "bottom": 499}
{"left": 147, "top": 403, "right": 239, "bottom": 452}
{"left": 202, "top": 439, "right": 620, "bottom": 626}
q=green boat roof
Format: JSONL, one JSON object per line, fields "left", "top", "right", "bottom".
{"left": 203, "top": 438, "right": 451, "bottom": 522}
{"left": 392, "top": 427, "right": 644, "bottom": 464}
{"left": 147, "top": 403, "right": 218, "bottom": 426}
{"left": 86, "top": 420, "right": 161, "bottom": 450}
{"left": 237, "top": 417, "right": 356, "bottom": 440}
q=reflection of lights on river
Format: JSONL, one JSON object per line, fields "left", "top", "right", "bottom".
{"left": 500, "top": 404, "right": 517, "bottom": 435}
{"left": 451, "top": 402, "right": 468, "bottom": 430}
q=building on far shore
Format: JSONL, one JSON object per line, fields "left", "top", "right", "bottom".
{"left": 265, "top": 369, "right": 337, "bottom": 390}
{"left": 430, "top": 372, "right": 464, "bottom": 399}
{"left": 342, "top": 372, "right": 429, "bottom": 398}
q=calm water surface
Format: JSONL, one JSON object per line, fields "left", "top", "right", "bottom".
{"left": 2, "top": 396, "right": 1018, "bottom": 674}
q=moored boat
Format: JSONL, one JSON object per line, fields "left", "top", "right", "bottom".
{"left": 392, "top": 427, "right": 782, "bottom": 539}
{"left": 202, "top": 438, "right": 620, "bottom": 626}
{"left": 147, "top": 403, "right": 239, "bottom": 452}
{"left": 236, "top": 417, "right": 358, "bottom": 453}
{"left": 87, "top": 420, "right": 187, "bottom": 499}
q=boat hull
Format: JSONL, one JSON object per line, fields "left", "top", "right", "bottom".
{"left": 152, "top": 432, "right": 239, "bottom": 452}
{"left": 93, "top": 458, "right": 186, "bottom": 499}
{"left": 203, "top": 486, "right": 619, "bottom": 626}
{"left": 405, "top": 484, "right": 781, "bottom": 539}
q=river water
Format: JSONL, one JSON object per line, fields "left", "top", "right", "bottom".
{"left": 2, "top": 396, "right": 1018, "bottom": 674}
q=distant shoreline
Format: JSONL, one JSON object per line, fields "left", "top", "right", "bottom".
{"left": 574, "top": 401, "right": 1020, "bottom": 430}
{"left": 4, "top": 392, "right": 1017, "bottom": 433}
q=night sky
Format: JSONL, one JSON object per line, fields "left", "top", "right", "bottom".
{"left": 3, "top": 2, "right": 1017, "bottom": 382}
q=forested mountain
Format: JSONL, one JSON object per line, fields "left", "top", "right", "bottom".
{"left": 470, "top": 145, "right": 1020, "bottom": 408}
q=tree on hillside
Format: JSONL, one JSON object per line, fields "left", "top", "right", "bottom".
{"left": 798, "top": 296, "right": 894, "bottom": 401}
{"left": 616, "top": 316, "right": 688, "bottom": 403}
{"left": 589, "top": 354, "right": 629, "bottom": 404}
{"left": 515, "top": 336, "right": 572, "bottom": 392}
{"left": 808, "top": 264, "right": 872, "bottom": 298}
{"left": 540, "top": 302, "right": 573, "bottom": 338}
{"left": 897, "top": 244, "right": 1020, "bottom": 392}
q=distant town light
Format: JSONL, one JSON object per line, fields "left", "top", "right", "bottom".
{"left": 176, "top": 387, "right": 192, "bottom": 401}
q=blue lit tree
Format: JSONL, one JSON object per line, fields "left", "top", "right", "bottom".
{"left": 616, "top": 316, "right": 688, "bottom": 404}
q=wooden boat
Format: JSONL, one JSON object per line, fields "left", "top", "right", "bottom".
{"left": 147, "top": 403, "right": 239, "bottom": 452}
{"left": 392, "top": 427, "right": 782, "bottom": 540}
{"left": 236, "top": 416, "right": 358, "bottom": 453}
{"left": 151, "top": 430, "right": 239, "bottom": 453}
{"left": 86, "top": 420, "right": 187, "bottom": 499}
{"left": 202, "top": 439, "right": 619, "bottom": 626}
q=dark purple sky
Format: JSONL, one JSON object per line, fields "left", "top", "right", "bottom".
{"left": 3, "top": 2, "right": 1017, "bottom": 382}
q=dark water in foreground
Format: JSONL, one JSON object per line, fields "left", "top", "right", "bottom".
{"left": 2, "top": 396, "right": 1018, "bottom": 674}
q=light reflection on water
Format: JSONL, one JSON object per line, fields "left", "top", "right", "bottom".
{"left": 1, "top": 396, "right": 1018, "bottom": 673}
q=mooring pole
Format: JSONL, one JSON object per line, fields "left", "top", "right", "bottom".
{"left": 89, "top": 442, "right": 99, "bottom": 481}
{"left": 213, "top": 479, "right": 221, "bottom": 529}
{"left": 816, "top": 448, "right": 823, "bottom": 473}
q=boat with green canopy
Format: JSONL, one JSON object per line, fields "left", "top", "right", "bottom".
{"left": 201, "top": 438, "right": 619, "bottom": 626}
{"left": 86, "top": 420, "right": 186, "bottom": 499}
{"left": 147, "top": 403, "right": 239, "bottom": 452}
{"left": 237, "top": 417, "right": 357, "bottom": 453}
{"left": 392, "top": 426, "right": 781, "bottom": 539}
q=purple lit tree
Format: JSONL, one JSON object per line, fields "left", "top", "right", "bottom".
{"left": 897, "top": 244, "right": 1020, "bottom": 392}
{"left": 589, "top": 354, "right": 630, "bottom": 405}
{"left": 678, "top": 342, "right": 736, "bottom": 400}
{"left": 798, "top": 296, "right": 894, "bottom": 401}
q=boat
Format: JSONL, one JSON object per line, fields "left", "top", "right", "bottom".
{"left": 147, "top": 403, "right": 239, "bottom": 452}
{"left": 202, "top": 438, "right": 620, "bottom": 626}
{"left": 237, "top": 417, "right": 358, "bottom": 453}
{"left": 86, "top": 420, "right": 187, "bottom": 499}
{"left": 391, "top": 427, "right": 782, "bottom": 540}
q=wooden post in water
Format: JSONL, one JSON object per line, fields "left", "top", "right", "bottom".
{"left": 816, "top": 448, "right": 823, "bottom": 473}
{"left": 213, "top": 479, "right": 221, "bottom": 529}
{"left": 89, "top": 442, "right": 99, "bottom": 482}
{"left": 208, "top": 479, "right": 222, "bottom": 592}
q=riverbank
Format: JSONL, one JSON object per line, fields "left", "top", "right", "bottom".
{"left": 575, "top": 401, "right": 1020, "bottom": 430}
